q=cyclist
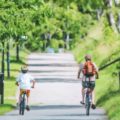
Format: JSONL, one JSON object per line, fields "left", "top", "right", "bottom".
{"left": 16, "top": 65, "right": 35, "bottom": 111}
{"left": 77, "top": 54, "right": 99, "bottom": 109}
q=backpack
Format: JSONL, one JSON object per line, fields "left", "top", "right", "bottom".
{"left": 82, "top": 61, "right": 96, "bottom": 77}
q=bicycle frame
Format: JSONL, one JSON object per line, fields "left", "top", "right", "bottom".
{"left": 84, "top": 82, "right": 92, "bottom": 116}
{"left": 19, "top": 92, "right": 26, "bottom": 115}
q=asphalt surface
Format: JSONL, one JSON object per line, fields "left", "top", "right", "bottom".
{"left": 0, "top": 53, "right": 108, "bottom": 120}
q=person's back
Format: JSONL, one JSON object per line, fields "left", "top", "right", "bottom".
{"left": 82, "top": 55, "right": 98, "bottom": 82}
{"left": 17, "top": 72, "right": 34, "bottom": 90}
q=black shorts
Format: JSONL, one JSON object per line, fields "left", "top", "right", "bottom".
{"left": 82, "top": 81, "right": 95, "bottom": 89}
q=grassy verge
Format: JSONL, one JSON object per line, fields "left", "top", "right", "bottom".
{"left": 96, "top": 68, "right": 120, "bottom": 120}
{"left": 0, "top": 48, "right": 29, "bottom": 115}
{"left": 72, "top": 17, "right": 120, "bottom": 120}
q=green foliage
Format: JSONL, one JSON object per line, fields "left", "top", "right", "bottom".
{"left": 72, "top": 15, "right": 120, "bottom": 120}
{"left": 0, "top": 0, "right": 100, "bottom": 51}
{"left": 49, "top": 39, "right": 64, "bottom": 52}
{"left": 1, "top": 0, "right": 120, "bottom": 118}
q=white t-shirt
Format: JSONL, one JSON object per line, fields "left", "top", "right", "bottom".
{"left": 16, "top": 73, "right": 34, "bottom": 90}
{"left": 79, "top": 62, "right": 98, "bottom": 82}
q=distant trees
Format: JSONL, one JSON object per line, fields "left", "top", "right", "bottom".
{"left": 0, "top": 0, "right": 105, "bottom": 77}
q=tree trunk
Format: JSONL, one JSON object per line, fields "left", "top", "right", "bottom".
{"left": 114, "top": 0, "right": 120, "bottom": 6}
{"left": 46, "top": 32, "right": 52, "bottom": 48}
{"left": 96, "top": 9, "right": 103, "bottom": 20}
{"left": 6, "top": 42, "right": 10, "bottom": 79}
{"left": 1, "top": 42, "right": 5, "bottom": 80}
{"left": 107, "top": 12, "right": 115, "bottom": 26}
{"left": 105, "top": 0, "right": 112, "bottom": 7}
{"left": 117, "top": 13, "right": 120, "bottom": 32}
{"left": 66, "top": 33, "right": 70, "bottom": 50}
{"left": 16, "top": 44, "right": 19, "bottom": 61}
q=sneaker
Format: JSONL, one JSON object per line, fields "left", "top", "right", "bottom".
{"left": 91, "top": 104, "right": 96, "bottom": 109}
{"left": 80, "top": 101, "right": 85, "bottom": 105}
{"left": 16, "top": 102, "right": 19, "bottom": 108}
{"left": 26, "top": 105, "right": 30, "bottom": 111}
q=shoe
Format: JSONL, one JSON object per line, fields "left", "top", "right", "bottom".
{"left": 16, "top": 102, "right": 19, "bottom": 108}
{"left": 26, "top": 105, "right": 30, "bottom": 111}
{"left": 91, "top": 104, "right": 96, "bottom": 109}
{"left": 80, "top": 101, "right": 85, "bottom": 105}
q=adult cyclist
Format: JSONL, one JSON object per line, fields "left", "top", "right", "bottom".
{"left": 77, "top": 54, "right": 99, "bottom": 109}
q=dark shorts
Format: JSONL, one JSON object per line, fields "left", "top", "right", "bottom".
{"left": 82, "top": 81, "right": 95, "bottom": 89}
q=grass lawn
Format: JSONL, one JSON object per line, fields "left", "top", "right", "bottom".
{"left": 0, "top": 48, "right": 29, "bottom": 115}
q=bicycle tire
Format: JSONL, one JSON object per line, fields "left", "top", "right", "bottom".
{"left": 19, "top": 94, "right": 26, "bottom": 115}
{"left": 21, "top": 100, "right": 25, "bottom": 115}
{"left": 86, "top": 94, "right": 90, "bottom": 116}
{"left": 19, "top": 103, "right": 22, "bottom": 115}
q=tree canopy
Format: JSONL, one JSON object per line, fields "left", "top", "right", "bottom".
{"left": 0, "top": 0, "right": 104, "bottom": 51}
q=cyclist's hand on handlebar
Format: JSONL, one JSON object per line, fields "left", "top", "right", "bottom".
{"left": 31, "top": 85, "right": 35, "bottom": 88}
{"left": 15, "top": 82, "right": 19, "bottom": 86}
{"left": 96, "top": 75, "right": 99, "bottom": 79}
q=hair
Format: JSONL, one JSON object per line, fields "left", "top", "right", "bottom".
{"left": 21, "top": 65, "right": 28, "bottom": 73}
{"left": 84, "top": 54, "right": 92, "bottom": 61}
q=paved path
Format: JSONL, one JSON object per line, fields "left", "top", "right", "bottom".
{"left": 0, "top": 53, "right": 108, "bottom": 120}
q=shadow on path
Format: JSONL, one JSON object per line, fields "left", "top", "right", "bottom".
{"left": 30, "top": 105, "right": 82, "bottom": 110}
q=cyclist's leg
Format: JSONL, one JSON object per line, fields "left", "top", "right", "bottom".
{"left": 26, "top": 90, "right": 30, "bottom": 105}
{"left": 81, "top": 87, "right": 85, "bottom": 104}
{"left": 81, "top": 81, "right": 86, "bottom": 104}
{"left": 26, "top": 90, "right": 30, "bottom": 111}
{"left": 90, "top": 81, "right": 96, "bottom": 109}
{"left": 16, "top": 87, "right": 20, "bottom": 106}
{"left": 92, "top": 90, "right": 95, "bottom": 104}
{"left": 19, "top": 89, "right": 24, "bottom": 104}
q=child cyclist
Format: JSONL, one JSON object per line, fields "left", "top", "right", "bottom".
{"left": 16, "top": 65, "right": 35, "bottom": 111}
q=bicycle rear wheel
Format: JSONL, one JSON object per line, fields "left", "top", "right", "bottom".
{"left": 19, "top": 95, "right": 26, "bottom": 115}
{"left": 21, "top": 101, "right": 25, "bottom": 115}
{"left": 86, "top": 94, "right": 90, "bottom": 116}
{"left": 19, "top": 103, "right": 22, "bottom": 115}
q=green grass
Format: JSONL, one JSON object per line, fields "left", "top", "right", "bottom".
{"left": 72, "top": 16, "right": 120, "bottom": 120}
{"left": 0, "top": 48, "right": 29, "bottom": 115}
{"left": 96, "top": 70, "right": 120, "bottom": 120}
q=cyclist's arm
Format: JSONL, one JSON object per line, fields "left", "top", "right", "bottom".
{"left": 78, "top": 68, "right": 83, "bottom": 79}
{"left": 77, "top": 63, "right": 84, "bottom": 79}
{"left": 77, "top": 68, "right": 81, "bottom": 79}
{"left": 93, "top": 63, "right": 99, "bottom": 79}
{"left": 31, "top": 80, "right": 35, "bottom": 88}
{"left": 15, "top": 74, "right": 21, "bottom": 86}
{"left": 96, "top": 71, "right": 99, "bottom": 79}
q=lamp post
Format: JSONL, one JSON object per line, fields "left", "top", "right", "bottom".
{"left": 65, "top": 33, "right": 70, "bottom": 50}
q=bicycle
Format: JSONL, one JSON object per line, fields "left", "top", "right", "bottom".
{"left": 19, "top": 91, "right": 27, "bottom": 115}
{"left": 84, "top": 81, "right": 92, "bottom": 116}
